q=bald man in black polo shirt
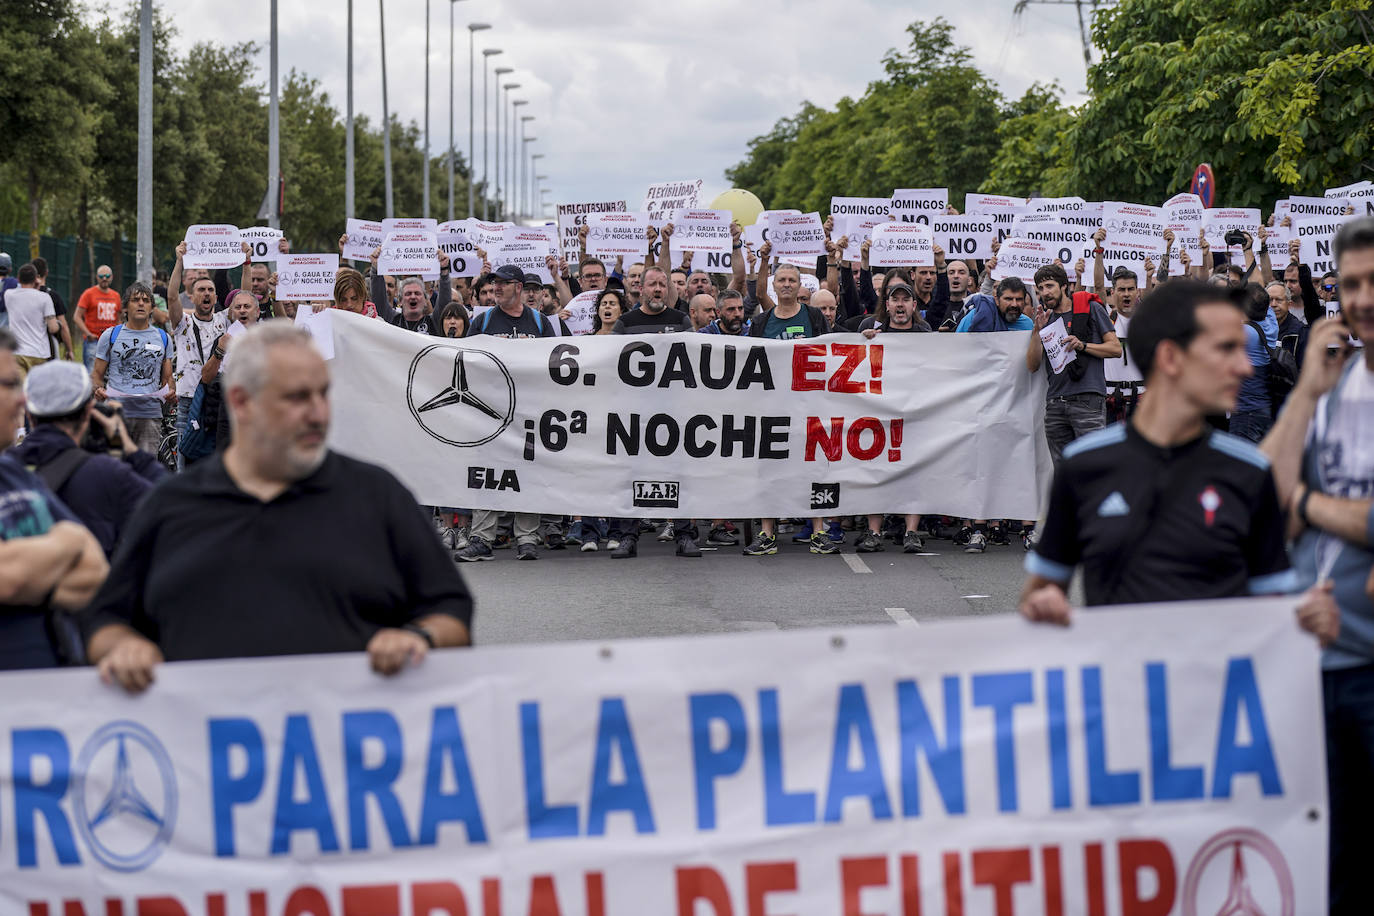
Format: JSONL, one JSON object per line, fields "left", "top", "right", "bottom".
{"left": 84, "top": 322, "right": 473, "bottom": 692}
{"left": 1019, "top": 280, "right": 1338, "bottom": 640}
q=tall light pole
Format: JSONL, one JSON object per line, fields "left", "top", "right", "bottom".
{"left": 267, "top": 0, "right": 279, "bottom": 228}
{"left": 346, "top": 0, "right": 354, "bottom": 220}
{"left": 422, "top": 0, "right": 430, "bottom": 219}
{"left": 380, "top": 0, "right": 393, "bottom": 218}
{"left": 539, "top": 182, "right": 551, "bottom": 219}
{"left": 466, "top": 24, "right": 490, "bottom": 218}
{"left": 494, "top": 70, "right": 513, "bottom": 220}
{"left": 137, "top": 0, "right": 152, "bottom": 282}
{"left": 520, "top": 116, "right": 534, "bottom": 220}
{"left": 530, "top": 153, "right": 544, "bottom": 224}
{"left": 447, "top": 1, "right": 468, "bottom": 222}
{"left": 481, "top": 48, "right": 502, "bottom": 220}
{"left": 510, "top": 98, "right": 526, "bottom": 219}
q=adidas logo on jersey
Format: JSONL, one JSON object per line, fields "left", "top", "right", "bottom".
{"left": 1097, "top": 491, "right": 1130, "bottom": 517}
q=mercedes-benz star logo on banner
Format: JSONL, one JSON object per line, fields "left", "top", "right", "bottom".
{"left": 73, "top": 721, "right": 179, "bottom": 872}
{"left": 407, "top": 345, "right": 517, "bottom": 447}
{"left": 1182, "top": 827, "right": 1295, "bottom": 916}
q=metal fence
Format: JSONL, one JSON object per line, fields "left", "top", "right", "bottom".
{"left": 0, "top": 234, "right": 141, "bottom": 305}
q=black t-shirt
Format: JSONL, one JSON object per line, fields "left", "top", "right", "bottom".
{"left": 1026, "top": 422, "right": 1294, "bottom": 606}
{"left": 614, "top": 305, "right": 693, "bottom": 334}
{"left": 469, "top": 306, "right": 555, "bottom": 338}
{"left": 856, "top": 317, "right": 930, "bottom": 333}
{"left": 391, "top": 313, "right": 444, "bottom": 336}
{"left": 81, "top": 451, "right": 474, "bottom": 661}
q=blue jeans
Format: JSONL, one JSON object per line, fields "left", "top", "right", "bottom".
{"left": 1325, "top": 664, "right": 1374, "bottom": 914}
{"left": 1228, "top": 408, "right": 1272, "bottom": 443}
{"left": 176, "top": 395, "right": 193, "bottom": 471}
{"left": 81, "top": 337, "right": 97, "bottom": 372}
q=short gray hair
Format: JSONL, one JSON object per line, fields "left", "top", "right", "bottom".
{"left": 400, "top": 276, "right": 426, "bottom": 294}
{"left": 1265, "top": 280, "right": 1292, "bottom": 301}
{"left": 223, "top": 320, "right": 318, "bottom": 397}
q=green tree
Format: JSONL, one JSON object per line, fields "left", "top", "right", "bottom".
{"left": 980, "top": 84, "right": 1077, "bottom": 199}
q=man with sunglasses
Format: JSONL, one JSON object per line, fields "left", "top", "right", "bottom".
{"left": 74, "top": 265, "right": 121, "bottom": 373}
{"left": 1319, "top": 271, "right": 1341, "bottom": 319}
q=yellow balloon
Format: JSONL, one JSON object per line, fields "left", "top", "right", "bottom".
{"left": 709, "top": 188, "right": 765, "bottom": 227}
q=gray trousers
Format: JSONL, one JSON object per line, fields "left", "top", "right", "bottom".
{"left": 1044, "top": 393, "right": 1107, "bottom": 464}
{"left": 471, "top": 509, "right": 540, "bottom": 546}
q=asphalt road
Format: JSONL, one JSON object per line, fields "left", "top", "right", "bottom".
{"left": 461, "top": 527, "right": 1069, "bottom": 646}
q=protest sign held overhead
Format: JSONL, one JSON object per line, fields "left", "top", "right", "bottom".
{"left": 930, "top": 215, "right": 995, "bottom": 260}
{"left": 1326, "top": 180, "right": 1374, "bottom": 216}
{"left": 868, "top": 222, "right": 935, "bottom": 267}
{"left": 183, "top": 224, "right": 244, "bottom": 269}
{"left": 1296, "top": 213, "right": 1358, "bottom": 275}
{"left": 993, "top": 237, "right": 1056, "bottom": 281}
{"left": 377, "top": 231, "right": 439, "bottom": 275}
{"left": 436, "top": 226, "right": 482, "bottom": 278}
{"left": 493, "top": 226, "right": 558, "bottom": 283}
{"left": 765, "top": 211, "right": 827, "bottom": 258}
{"left": 274, "top": 253, "right": 339, "bottom": 301}
{"left": 671, "top": 209, "right": 733, "bottom": 256}
{"left": 342, "top": 218, "right": 383, "bottom": 261}
{"left": 238, "top": 226, "right": 285, "bottom": 263}
{"left": 586, "top": 211, "right": 650, "bottom": 259}
{"left": 556, "top": 200, "right": 627, "bottom": 263}
{"left": 642, "top": 179, "right": 703, "bottom": 215}
{"left": 888, "top": 187, "right": 947, "bottom": 225}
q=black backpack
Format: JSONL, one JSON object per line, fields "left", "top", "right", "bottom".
{"left": 1248, "top": 321, "right": 1298, "bottom": 407}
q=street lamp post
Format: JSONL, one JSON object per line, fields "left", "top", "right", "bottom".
{"left": 510, "top": 98, "right": 526, "bottom": 220}
{"left": 422, "top": 0, "right": 430, "bottom": 219}
{"left": 380, "top": 0, "right": 393, "bottom": 218}
{"left": 447, "top": 1, "right": 467, "bottom": 222}
{"left": 466, "top": 24, "right": 490, "bottom": 218}
{"left": 530, "top": 153, "right": 544, "bottom": 224}
{"left": 481, "top": 48, "right": 502, "bottom": 220}
{"left": 494, "top": 71, "right": 514, "bottom": 219}
{"left": 520, "top": 115, "right": 534, "bottom": 220}
{"left": 345, "top": 0, "right": 354, "bottom": 220}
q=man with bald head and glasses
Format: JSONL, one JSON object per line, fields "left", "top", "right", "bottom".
{"left": 75, "top": 265, "right": 122, "bottom": 373}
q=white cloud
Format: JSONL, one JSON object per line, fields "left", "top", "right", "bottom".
{"left": 136, "top": 0, "right": 1093, "bottom": 216}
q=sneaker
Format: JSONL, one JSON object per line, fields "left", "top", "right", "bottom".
{"left": 1022, "top": 527, "right": 1037, "bottom": 552}
{"left": 987, "top": 525, "right": 1009, "bottom": 547}
{"left": 607, "top": 538, "right": 621, "bottom": 551}
{"left": 656, "top": 520, "right": 674, "bottom": 542}
{"left": 451, "top": 525, "right": 470, "bottom": 551}
{"left": 856, "top": 530, "right": 885, "bottom": 553}
{"left": 706, "top": 525, "right": 739, "bottom": 546}
{"left": 809, "top": 532, "right": 840, "bottom": 554}
{"left": 827, "top": 520, "right": 845, "bottom": 544}
{"left": 639, "top": 520, "right": 657, "bottom": 533}
{"left": 965, "top": 531, "right": 987, "bottom": 554}
{"left": 953, "top": 525, "right": 972, "bottom": 547}
{"left": 611, "top": 534, "right": 638, "bottom": 559}
{"left": 903, "top": 531, "right": 925, "bottom": 553}
{"left": 492, "top": 533, "right": 512, "bottom": 550}
{"left": 435, "top": 525, "right": 457, "bottom": 550}
{"left": 580, "top": 538, "right": 599, "bottom": 553}
{"left": 791, "top": 523, "right": 814, "bottom": 543}
{"left": 455, "top": 537, "right": 494, "bottom": 562}
{"left": 564, "top": 521, "right": 584, "bottom": 547}
{"left": 742, "top": 532, "right": 777, "bottom": 556}
{"left": 676, "top": 534, "right": 702, "bottom": 558}
{"left": 517, "top": 543, "right": 539, "bottom": 561}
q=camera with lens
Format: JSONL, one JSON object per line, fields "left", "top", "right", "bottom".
{"left": 82, "top": 401, "right": 125, "bottom": 453}
{"left": 1223, "top": 229, "right": 1248, "bottom": 247}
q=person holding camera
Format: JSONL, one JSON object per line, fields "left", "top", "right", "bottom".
{"left": 11, "top": 360, "right": 165, "bottom": 557}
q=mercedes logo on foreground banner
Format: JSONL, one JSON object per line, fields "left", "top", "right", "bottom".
{"left": 72, "top": 721, "right": 179, "bottom": 872}
{"left": 406, "top": 345, "right": 517, "bottom": 447}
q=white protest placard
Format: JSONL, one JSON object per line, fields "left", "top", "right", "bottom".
{"left": 671, "top": 209, "right": 732, "bottom": 257}
{"left": 868, "top": 222, "right": 935, "bottom": 267}
{"left": 238, "top": 226, "right": 284, "bottom": 264}
{"left": 1164, "top": 193, "right": 1206, "bottom": 275}
{"left": 1039, "top": 315, "right": 1077, "bottom": 374}
{"left": 1203, "top": 207, "right": 1262, "bottom": 249}
{"left": 641, "top": 178, "right": 703, "bottom": 216}
{"left": 1030, "top": 196, "right": 1089, "bottom": 215}
{"left": 930, "top": 214, "right": 996, "bottom": 260}
{"left": 766, "top": 211, "right": 827, "bottom": 257}
{"left": 1058, "top": 201, "right": 1105, "bottom": 229}
{"left": 382, "top": 217, "right": 438, "bottom": 238}
{"left": 182, "top": 224, "right": 244, "bottom": 269}
{"left": 993, "top": 237, "right": 1056, "bottom": 281}
{"left": 342, "top": 218, "right": 384, "bottom": 262}
{"left": 829, "top": 196, "right": 890, "bottom": 223}
{"left": 436, "top": 228, "right": 482, "bottom": 278}
{"left": 1011, "top": 211, "right": 1063, "bottom": 235}
{"left": 1262, "top": 202, "right": 1293, "bottom": 265}
{"left": 743, "top": 215, "right": 813, "bottom": 270}
{"left": 556, "top": 200, "right": 626, "bottom": 263}
{"left": 1288, "top": 195, "right": 1353, "bottom": 220}
{"left": 835, "top": 214, "right": 891, "bottom": 262}
{"left": 562, "top": 290, "right": 599, "bottom": 335}
{"left": 293, "top": 302, "right": 334, "bottom": 358}
{"left": 965, "top": 192, "right": 1027, "bottom": 215}
{"left": 888, "top": 187, "right": 948, "bottom": 225}
{"left": 1020, "top": 222, "right": 1090, "bottom": 280}
{"left": 492, "top": 226, "right": 558, "bottom": 284}
{"left": 459, "top": 218, "right": 514, "bottom": 253}
{"left": 1326, "top": 180, "right": 1374, "bottom": 217}
{"left": 1296, "top": 213, "right": 1357, "bottom": 274}
{"left": 377, "top": 231, "right": 439, "bottom": 276}
{"left": 274, "top": 253, "right": 339, "bottom": 302}
{"left": 1102, "top": 202, "right": 1166, "bottom": 262}
{"left": 586, "top": 211, "right": 650, "bottom": 259}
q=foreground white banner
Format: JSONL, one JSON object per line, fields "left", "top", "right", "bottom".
{"left": 0, "top": 598, "right": 1326, "bottom": 914}
{"left": 327, "top": 312, "right": 1052, "bottom": 518}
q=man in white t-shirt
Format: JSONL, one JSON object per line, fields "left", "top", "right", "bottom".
{"left": 6, "top": 263, "right": 59, "bottom": 374}
{"left": 167, "top": 241, "right": 228, "bottom": 469}
{"left": 1102, "top": 266, "right": 1145, "bottom": 421}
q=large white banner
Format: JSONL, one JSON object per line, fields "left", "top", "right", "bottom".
{"left": 0, "top": 598, "right": 1326, "bottom": 914}
{"left": 327, "top": 312, "right": 1052, "bottom": 518}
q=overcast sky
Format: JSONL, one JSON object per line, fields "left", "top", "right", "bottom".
{"left": 150, "top": 0, "right": 1094, "bottom": 216}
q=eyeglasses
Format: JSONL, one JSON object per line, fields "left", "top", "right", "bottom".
{"left": 96, "top": 273, "right": 112, "bottom": 280}
{"left": 1322, "top": 284, "right": 1338, "bottom": 292}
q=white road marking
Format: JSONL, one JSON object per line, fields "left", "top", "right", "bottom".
{"left": 962, "top": 594, "right": 991, "bottom": 599}
{"left": 885, "top": 607, "right": 918, "bottom": 626}
{"left": 841, "top": 553, "right": 872, "bottom": 574}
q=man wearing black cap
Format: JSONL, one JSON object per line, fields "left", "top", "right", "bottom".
{"left": 12, "top": 361, "right": 165, "bottom": 557}
{"left": 455, "top": 264, "right": 553, "bottom": 562}
{"left": 0, "top": 330, "right": 108, "bottom": 670}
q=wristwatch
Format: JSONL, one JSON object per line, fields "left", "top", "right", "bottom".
{"left": 402, "top": 623, "right": 436, "bottom": 648}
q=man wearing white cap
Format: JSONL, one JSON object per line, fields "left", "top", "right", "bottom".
{"left": 0, "top": 331, "right": 107, "bottom": 669}
{"left": 11, "top": 360, "right": 165, "bottom": 556}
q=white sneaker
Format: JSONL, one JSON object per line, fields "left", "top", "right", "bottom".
{"left": 656, "top": 520, "right": 674, "bottom": 542}
{"left": 581, "top": 539, "right": 599, "bottom": 552}
{"left": 607, "top": 538, "right": 621, "bottom": 551}
{"left": 451, "top": 526, "right": 470, "bottom": 550}
{"left": 965, "top": 531, "right": 987, "bottom": 554}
